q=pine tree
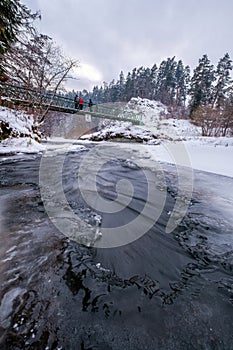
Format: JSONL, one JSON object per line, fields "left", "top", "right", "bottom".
{"left": 124, "top": 72, "right": 132, "bottom": 101}
{"left": 155, "top": 60, "right": 167, "bottom": 102}
{"left": 92, "top": 86, "right": 99, "bottom": 102}
{"left": 175, "top": 60, "right": 190, "bottom": 106}
{"left": 118, "top": 70, "right": 125, "bottom": 101}
{"left": 136, "top": 66, "right": 146, "bottom": 98}
{"left": 150, "top": 63, "right": 157, "bottom": 100}
{"left": 140, "top": 67, "right": 152, "bottom": 99}
{"left": 131, "top": 68, "right": 137, "bottom": 97}
{"left": 189, "top": 54, "right": 215, "bottom": 114}
{"left": 155, "top": 57, "right": 177, "bottom": 105}
{"left": 212, "top": 53, "right": 233, "bottom": 108}
{"left": 109, "top": 79, "right": 118, "bottom": 102}
{"left": 166, "top": 57, "right": 177, "bottom": 105}
{"left": 0, "top": 0, "right": 39, "bottom": 77}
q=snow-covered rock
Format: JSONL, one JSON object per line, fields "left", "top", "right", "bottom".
{"left": 80, "top": 121, "right": 160, "bottom": 144}
{"left": 0, "top": 107, "right": 43, "bottom": 154}
{"left": 124, "top": 97, "right": 168, "bottom": 122}
{"left": 123, "top": 97, "right": 202, "bottom": 140}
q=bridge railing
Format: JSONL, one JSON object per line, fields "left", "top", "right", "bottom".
{"left": 0, "top": 82, "right": 76, "bottom": 109}
{"left": 0, "top": 82, "right": 144, "bottom": 124}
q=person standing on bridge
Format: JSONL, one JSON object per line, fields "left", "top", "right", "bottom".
{"left": 79, "top": 97, "right": 84, "bottom": 110}
{"left": 74, "top": 94, "right": 79, "bottom": 109}
{"left": 88, "top": 99, "right": 93, "bottom": 112}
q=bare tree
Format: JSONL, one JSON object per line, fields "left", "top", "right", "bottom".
{"left": 192, "top": 105, "right": 220, "bottom": 136}
{"left": 3, "top": 30, "right": 78, "bottom": 122}
{"left": 192, "top": 104, "right": 233, "bottom": 136}
{"left": 221, "top": 101, "right": 233, "bottom": 136}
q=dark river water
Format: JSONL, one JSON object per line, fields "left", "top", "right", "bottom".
{"left": 0, "top": 142, "right": 233, "bottom": 350}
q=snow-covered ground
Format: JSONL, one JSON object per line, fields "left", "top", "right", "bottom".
{"left": 142, "top": 140, "right": 233, "bottom": 178}
{"left": 0, "top": 137, "right": 45, "bottom": 154}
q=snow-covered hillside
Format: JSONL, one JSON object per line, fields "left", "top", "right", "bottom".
{"left": 81, "top": 97, "right": 202, "bottom": 142}
{"left": 124, "top": 97, "right": 202, "bottom": 139}
{"left": 0, "top": 107, "right": 44, "bottom": 153}
{"left": 124, "top": 97, "right": 168, "bottom": 124}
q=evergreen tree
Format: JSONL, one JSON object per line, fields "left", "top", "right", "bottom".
{"left": 166, "top": 57, "right": 177, "bottom": 105}
{"left": 109, "top": 79, "right": 119, "bottom": 102}
{"left": 189, "top": 54, "right": 215, "bottom": 114}
{"left": 98, "top": 86, "right": 105, "bottom": 103}
{"left": 0, "top": 0, "right": 39, "bottom": 77}
{"left": 118, "top": 70, "right": 125, "bottom": 101}
{"left": 184, "top": 65, "right": 191, "bottom": 94}
{"left": 92, "top": 86, "right": 99, "bottom": 102}
{"left": 155, "top": 57, "right": 177, "bottom": 105}
{"left": 136, "top": 66, "right": 145, "bottom": 97}
{"left": 139, "top": 67, "right": 152, "bottom": 98}
{"left": 155, "top": 60, "right": 167, "bottom": 102}
{"left": 175, "top": 60, "right": 189, "bottom": 106}
{"left": 131, "top": 68, "right": 137, "bottom": 97}
{"left": 150, "top": 63, "right": 157, "bottom": 99}
{"left": 212, "top": 53, "right": 233, "bottom": 108}
{"left": 124, "top": 72, "right": 132, "bottom": 101}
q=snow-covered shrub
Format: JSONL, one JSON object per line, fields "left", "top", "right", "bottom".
{"left": 0, "top": 107, "right": 42, "bottom": 142}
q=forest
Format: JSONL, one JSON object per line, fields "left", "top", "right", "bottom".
{"left": 67, "top": 53, "right": 233, "bottom": 136}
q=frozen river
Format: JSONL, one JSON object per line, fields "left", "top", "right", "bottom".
{"left": 0, "top": 141, "right": 233, "bottom": 349}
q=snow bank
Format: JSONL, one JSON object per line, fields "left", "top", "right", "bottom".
{"left": 184, "top": 140, "right": 233, "bottom": 177}
{"left": 0, "top": 137, "right": 45, "bottom": 154}
{"left": 0, "top": 107, "right": 38, "bottom": 138}
{"left": 141, "top": 139, "right": 233, "bottom": 178}
{"left": 185, "top": 136, "right": 233, "bottom": 147}
{"left": 0, "top": 107, "right": 43, "bottom": 154}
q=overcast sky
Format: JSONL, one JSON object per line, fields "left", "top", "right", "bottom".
{"left": 23, "top": 0, "right": 233, "bottom": 91}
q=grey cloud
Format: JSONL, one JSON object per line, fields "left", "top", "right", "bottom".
{"left": 23, "top": 0, "right": 233, "bottom": 90}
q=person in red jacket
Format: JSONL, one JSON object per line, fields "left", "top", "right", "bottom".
{"left": 79, "top": 97, "right": 84, "bottom": 110}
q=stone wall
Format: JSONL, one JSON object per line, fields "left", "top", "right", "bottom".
{"left": 40, "top": 111, "right": 101, "bottom": 139}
